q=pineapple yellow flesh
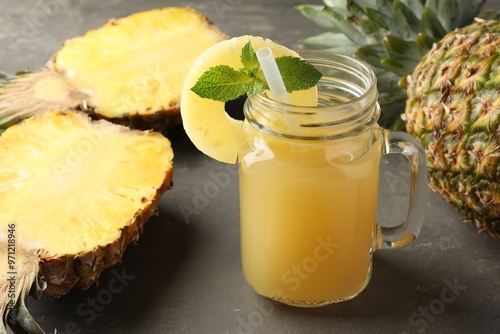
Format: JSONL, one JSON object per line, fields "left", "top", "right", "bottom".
{"left": 54, "top": 7, "right": 227, "bottom": 119}
{"left": 0, "top": 110, "right": 173, "bottom": 256}
{"left": 0, "top": 110, "right": 173, "bottom": 332}
{"left": 180, "top": 35, "right": 318, "bottom": 164}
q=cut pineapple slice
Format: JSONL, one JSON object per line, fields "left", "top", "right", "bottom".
{"left": 180, "top": 35, "right": 318, "bottom": 164}
{"left": 0, "top": 110, "right": 173, "bottom": 332}
{"left": 0, "top": 7, "right": 227, "bottom": 131}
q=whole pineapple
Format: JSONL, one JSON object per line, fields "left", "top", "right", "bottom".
{"left": 404, "top": 19, "right": 500, "bottom": 241}
{"left": 297, "top": 0, "right": 499, "bottom": 130}
{"left": 298, "top": 1, "right": 500, "bottom": 241}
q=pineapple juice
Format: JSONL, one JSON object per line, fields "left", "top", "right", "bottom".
{"left": 238, "top": 51, "right": 427, "bottom": 307}
{"left": 239, "top": 118, "right": 383, "bottom": 306}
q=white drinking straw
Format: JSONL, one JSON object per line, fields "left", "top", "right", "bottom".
{"left": 256, "top": 47, "right": 291, "bottom": 104}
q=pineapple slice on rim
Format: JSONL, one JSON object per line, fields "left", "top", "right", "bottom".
{"left": 0, "top": 7, "right": 227, "bottom": 132}
{"left": 180, "top": 35, "right": 318, "bottom": 164}
{"left": 0, "top": 110, "right": 174, "bottom": 333}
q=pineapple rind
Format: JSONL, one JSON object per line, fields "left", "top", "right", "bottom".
{"left": 40, "top": 196, "right": 165, "bottom": 297}
{"left": 404, "top": 19, "right": 500, "bottom": 241}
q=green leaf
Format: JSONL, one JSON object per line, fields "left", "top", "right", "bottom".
{"left": 376, "top": 0, "right": 393, "bottom": 17}
{"left": 425, "top": 0, "right": 438, "bottom": 15}
{"left": 342, "top": 3, "right": 381, "bottom": 38}
{"left": 355, "top": 0, "right": 378, "bottom": 9}
{"left": 383, "top": 35, "right": 421, "bottom": 62}
{"left": 415, "top": 32, "right": 435, "bottom": 55}
{"left": 346, "top": 1, "right": 366, "bottom": 17}
{"left": 323, "top": 6, "right": 368, "bottom": 45}
{"left": 478, "top": 9, "right": 500, "bottom": 20}
{"left": 440, "top": 0, "right": 461, "bottom": 30}
{"left": 380, "top": 56, "right": 418, "bottom": 77}
{"left": 359, "top": 14, "right": 381, "bottom": 36}
{"left": 367, "top": 4, "right": 399, "bottom": 38}
{"left": 295, "top": 5, "right": 340, "bottom": 31}
{"left": 190, "top": 65, "right": 251, "bottom": 102}
{"left": 376, "top": 70, "right": 404, "bottom": 92}
{"left": 324, "top": 0, "right": 348, "bottom": 8}
{"left": 301, "top": 32, "right": 356, "bottom": 49}
{"left": 426, "top": 0, "right": 461, "bottom": 31}
{"left": 243, "top": 78, "right": 264, "bottom": 97}
{"left": 275, "top": 56, "right": 323, "bottom": 93}
{"left": 355, "top": 44, "right": 388, "bottom": 69}
{"left": 420, "top": 6, "right": 447, "bottom": 41}
{"left": 191, "top": 44, "right": 322, "bottom": 102}
{"left": 241, "top": 41, "right": 259, "bottom": 71}
{"left": 392, "top": 0, "right": 421, "bottom": 40}
{"left": 458, "top": 0, "right": 487, "bottom": 26}
{"left": 325, "top": 45, "right": 360, "bottom": 56}
{"left": 400, "top": 0, "right": 424, "bottom": 18}
{"left": 364, "top": 6, "right": 390, "bottom": 32}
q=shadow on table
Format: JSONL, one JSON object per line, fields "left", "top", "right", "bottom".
{"left": 255, "top": 252, "right": 479, "bottom": 331}
{"left": 28, "top": 209, "right": 193, "bottom": 334}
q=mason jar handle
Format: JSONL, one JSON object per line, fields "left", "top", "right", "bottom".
{"left": 377, "top": 130, "right": 428, "bottom": 249}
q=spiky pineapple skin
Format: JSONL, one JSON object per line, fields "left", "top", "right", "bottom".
{"left": 404, "top": 19, "right": 500, "bottom": 241}
{"left": 36, "top": 112, "right": 173, "bottom": 297}
{"left": 39, "top": 186, "right": 170, "bottom": 298}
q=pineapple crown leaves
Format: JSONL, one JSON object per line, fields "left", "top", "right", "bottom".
{"left": 296, "top": 0, "right": 498, "bottom": 130}
{"left": 297, "top": 0, "right": 492, "bottom": 73}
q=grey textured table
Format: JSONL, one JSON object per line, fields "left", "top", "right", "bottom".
{"left": 1, "top": 1, "right": 499, "bottom": 333}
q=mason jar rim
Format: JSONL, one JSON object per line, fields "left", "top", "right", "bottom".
{"left": 247, "top": 50, "right": 378, "bottom": 115}
{"left": 243, "top": 50, "right": 380, "bottom": 140}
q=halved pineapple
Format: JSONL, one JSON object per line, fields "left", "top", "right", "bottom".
{"left": 0, "top": 7, "right": 227, "bottom": 131}
{"left": 180, "top": 35, "right": 318, "bottom": 164}
{"left": 0, "top": 110, "right": 174, "bottom": 333}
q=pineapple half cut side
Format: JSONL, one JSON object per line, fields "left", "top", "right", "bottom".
{"left": 0, "top": 110, "right": 174, "bottom": 333}
{"left": 0, "top": 7, "right": 227, "bottom": 132}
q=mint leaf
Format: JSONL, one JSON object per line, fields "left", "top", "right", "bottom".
{"left": 241, "top": 41, "right": 259, "bottom": 71}
{"left": 190, "top": 42, "right": 323, "bottom": 103}
{"left": 190, "top": 65, "right": 250, "bottom": 102}
{"left": 243, "top": 77, "right": 264, "bottom": 97}
{"left": 275, "top": 56, "right": 323, "bottom": 92}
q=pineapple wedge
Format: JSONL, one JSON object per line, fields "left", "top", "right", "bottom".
{"left": 180, "top": 35, "right": 318, "bottom": 164}
{"left": 0, "top": 7, "right": 227, "bottom": 131}
{"left": 0, "top": 110, "right": 174, "bottom": 333}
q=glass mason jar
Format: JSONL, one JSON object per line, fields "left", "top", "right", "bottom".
{"left": 238, "top": 51, "right": 427, "bottom": 307}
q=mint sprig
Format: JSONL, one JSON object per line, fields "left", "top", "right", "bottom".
{"left": 190, "top": 41, "right": 322, "bottom": 102}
